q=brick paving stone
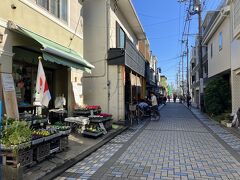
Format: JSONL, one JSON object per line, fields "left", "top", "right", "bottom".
{"left": 57, "top": 104, "right": 240, "bottom": 179}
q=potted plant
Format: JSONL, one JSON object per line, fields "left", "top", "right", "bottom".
{"left": 1, "top": 120, "right": 32, "bottom": 154}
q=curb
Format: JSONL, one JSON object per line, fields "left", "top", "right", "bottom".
{"left": 39, "top": 126, "right": 128, "bottom": 180}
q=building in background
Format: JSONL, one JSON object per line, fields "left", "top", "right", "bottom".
{"left": 82, "top": 0, "right": 150, "bottom": 121}
{"left": 160, "top": 75, "right": 168, "bottom": 96}
{"left": 190, "top": 11, "right": 219, "bottom": 108}
{"left": 202, "top": 7, "right": 231, "bottom": 85}
{"left": 146, "top": 54, "right": 159, "bottom": 95}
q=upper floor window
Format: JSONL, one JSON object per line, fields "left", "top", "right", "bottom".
{"left": 36, "top": 0, "right": 68, "bottom": 22}
{"left": 219, "top": 32, "right": 223, "bottom": 51}
{"left": 116, "top": 23, "right": 126, "bottom": 48}
{"left": 210, "top": 43, "right": 213, "bottom": 58}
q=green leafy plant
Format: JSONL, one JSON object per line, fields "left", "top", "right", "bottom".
{"left": 204, "top": 77, "right": 231, "bottom": 116}
{"left": 1, "top": 120, "right": 32, "bottom": 154}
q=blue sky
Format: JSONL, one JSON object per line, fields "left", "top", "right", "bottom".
{"left": 132, "top": 0, "right": 221, "bottom": 85}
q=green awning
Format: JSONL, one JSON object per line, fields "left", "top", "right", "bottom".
{"left": 12, "top": 25, "right": 94, "bottom": 73}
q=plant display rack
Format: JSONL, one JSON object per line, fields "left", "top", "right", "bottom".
{"left": 0, "top": 148, "right": 33, "bottom": 167}
{"left": 1, "top": 134, "right": 70, "bottom": 167}
{"left": 82, "top": 130, "right": 103, "bottom": 138}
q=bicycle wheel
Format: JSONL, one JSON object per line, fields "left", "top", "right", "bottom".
{"left": 126, "top": 112, "right": 132, "bottom": 126}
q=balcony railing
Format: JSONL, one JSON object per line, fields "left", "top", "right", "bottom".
{"left": 108, "top": 39, "right": 146, "bottom": 77}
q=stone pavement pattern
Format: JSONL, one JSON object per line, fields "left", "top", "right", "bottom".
{"left": 191, "top": 108, "right": 240, "bottom": 153}
{"left": 57, "top": 103, "right": 240, "bottom": 179}
{"left": 56, "top": 122, "right": 146, "bottom": 180}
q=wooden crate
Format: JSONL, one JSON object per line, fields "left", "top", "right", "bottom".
{"left": 1, "top": 165, "right": 23, "bottom": 180}
{"left": 1, "top": 148, "right": 33, "bottom": 167}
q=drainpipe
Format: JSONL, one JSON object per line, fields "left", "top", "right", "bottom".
{"left": 106, "top": 0, "right": 110, "bottom": 113}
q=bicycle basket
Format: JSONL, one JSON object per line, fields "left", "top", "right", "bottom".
{"left": 129, "top": 104, "right": 137, "bottom": 111}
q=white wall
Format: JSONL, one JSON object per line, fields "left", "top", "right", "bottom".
{"left": 208, "top": 17, "right": 231, "bottom": 78}
{"left": 231, "top": 39, "right": 240, "bottom": 70}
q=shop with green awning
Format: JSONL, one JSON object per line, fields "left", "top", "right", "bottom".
{"left": 8, "top": 23, "right": 94, "bottom": 114}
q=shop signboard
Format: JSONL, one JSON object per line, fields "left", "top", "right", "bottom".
{"left": 1, "top": 73, "right": 19, "bottom": 119}
{"left": 72, "top": 82, "right": 83, "bottom": 108}
{"left": 99, "top": 123, "right": 107, "bottom": 134}
{"left": 2, "top": 73, "right": 15, "bottom": 92}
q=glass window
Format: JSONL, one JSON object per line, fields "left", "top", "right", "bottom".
{"left": 60, "top": 0, "right": 68, "bottom": 22}
{"left": 116, "top": 23, "right": 125, "bottom": 48}
{"left": 36, "top": 0, "right": 49, "bottom": 10}
{"left": 219, "top": 32, "right": 223, "bottom": 51}
{"left": 50, "top": 0, "right": 60, "bottom": 18}
{"left": 35, "top": 0, "right": 68, "bottom": 22}
{"left": 210, "top": 43, "right": 213, "bottom": 58}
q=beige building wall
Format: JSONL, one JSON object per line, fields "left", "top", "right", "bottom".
{"left": 82, "top": 0, "right": 109, "bottom": 114}
{"left": 208, "top": 17, "right": 231, "bottom": 78}
{"left": 0, "top": 0, "right": 85, "bottom": 114}
{"left": 82, "top": 0, "right": 140, "bottom": 120}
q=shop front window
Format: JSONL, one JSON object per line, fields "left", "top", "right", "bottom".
{"left": 13, "top": 63, "right": 33, "bottom": 108}
{"left": 13, "top": 62, "right": 53, "bottom": 112}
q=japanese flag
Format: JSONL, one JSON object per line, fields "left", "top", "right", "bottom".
{"left": 35, "top": 60, "right": 51, "bottom": 107}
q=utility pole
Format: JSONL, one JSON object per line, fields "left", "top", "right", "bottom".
{"left": 186, "top": 14, "right": 191, "bottom": 97}
{"left": 178, "top": 61, "right": 181, "bottom": 94}
{"left": 186, "top": 39, "right": 189, "bottom": 96}
{"left": 181, "top": 54, "right": 184, "bottom": 96}
{"left": 196, "top": 0, "right": 204, "bottom": 111}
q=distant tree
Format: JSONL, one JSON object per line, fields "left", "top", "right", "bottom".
{"left": 204, "top": 77, "right": 231, "bottom": 115}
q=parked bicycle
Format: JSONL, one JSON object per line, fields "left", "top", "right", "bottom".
{"left": 126, "top": 103, "right": 139, "bottom": 126}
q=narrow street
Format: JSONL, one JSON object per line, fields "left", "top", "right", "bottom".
{"left": 56, "top": 104, "right": 240, "bottom": 180}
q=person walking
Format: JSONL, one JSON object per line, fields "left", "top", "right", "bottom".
{"left": 167, "top": 95, "right": 170, "bottom": 102}
{"left": 187, "top": 94, "right": 192, "bottom": 109}
{"left": 173, "top": 94, "right": 177, "bottom": 103}
{"left": 163, "top": 96, "right": 167, "bottom": 105}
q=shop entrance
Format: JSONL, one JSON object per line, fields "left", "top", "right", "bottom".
{"left": 12, "top": 47, "right": 68, "bottom": 114}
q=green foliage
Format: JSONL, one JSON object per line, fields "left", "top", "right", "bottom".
{"left": 204, "top": 77, "right": 231, "bottom": 116}
{"left": 1, "top": 120, "right": 32, "bottom": 154}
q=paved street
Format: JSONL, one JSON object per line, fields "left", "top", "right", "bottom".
{"left": 57, "top": 103, "right": 240, "bottom": 180}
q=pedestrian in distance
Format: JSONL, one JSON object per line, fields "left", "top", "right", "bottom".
{"left": 167, "top": 95, "right": 170, "bottom": 102}
{"left": 163, "top": 96, "right": 167, "bottom": 105}
{"left": 173, "top": 94, "right": 177, "bottom": 103}
{"left": 187, "top": 94, "right": 192, "bottom": 109}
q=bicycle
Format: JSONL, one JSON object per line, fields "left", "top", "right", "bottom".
{"left": 126, "top": 104, "right": 138, "bottom": 126}
{"left": 150, "top": 105, "right": 160, "bottom": 121}
{"left": 137, "top": 105, "right": 151, "bottom": 122}
{"left": 187, "top": 101, "right": 191, "bottom": 110}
